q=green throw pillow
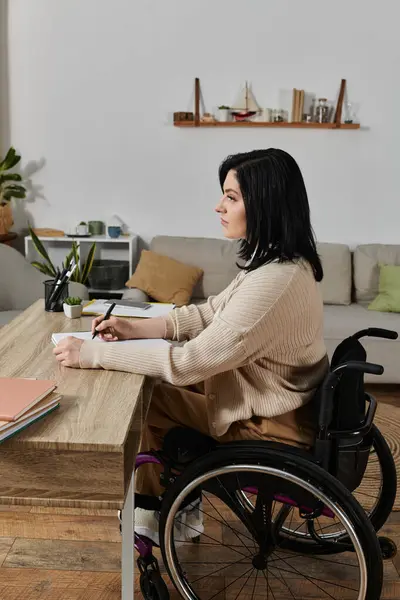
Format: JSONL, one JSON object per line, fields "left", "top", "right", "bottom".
{"left": 368, "top": 264, "right": 400, "bottom": 312}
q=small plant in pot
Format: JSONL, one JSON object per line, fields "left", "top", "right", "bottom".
{"left": 63, "top": 296, "right": 83, "bottom": 319}
{"left": 217, "top": 105, "right": 231, "bottom": 122}
{"left": 76, "top": 221, "right": 88, "bottom": 235}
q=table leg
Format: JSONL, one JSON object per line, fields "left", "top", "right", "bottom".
{"left": 121, "top": 469, "right": 135, "bottom": 599}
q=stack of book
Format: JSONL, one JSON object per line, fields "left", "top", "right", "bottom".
{"left": 0, "top": 378, "right": 61, "bottom": 443}
{"left": 291, "top": 89, "right": 305, "bottom": 122}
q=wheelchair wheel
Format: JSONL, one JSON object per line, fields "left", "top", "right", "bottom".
{"left": 159, "top": 445, "right": 383, "bottom": 600}
{"left": 258, "top": 424, "right": 397, "bottom": 552}
{"left": 353, "top": 425, "right": 397, "bottom": 532}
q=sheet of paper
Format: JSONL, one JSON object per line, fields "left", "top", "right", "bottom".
{"left": 51, "top": 331, "right": 170, "bottom": 347}
{"left": 81, "top": 299, "right": 175, "bottom": 318}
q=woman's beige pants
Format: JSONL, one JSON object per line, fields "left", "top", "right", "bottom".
{"left": 136, "top": 382, "right": 315, "bottom": 496}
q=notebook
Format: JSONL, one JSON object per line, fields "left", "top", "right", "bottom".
{"left": 81, "top": 299, "right": 175, "bottom": 318}
{"left": 51, "top": 332, "right": 170, "bottom": 348}
{"left": 0, "top": 378, "right": 57, "bottom": 422}
{"left": 0, "top": 398, "right": 61, "bottom": 443}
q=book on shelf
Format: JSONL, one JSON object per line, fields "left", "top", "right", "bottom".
{"left": 291, "top": 88, "right": 305, "bottom": 122}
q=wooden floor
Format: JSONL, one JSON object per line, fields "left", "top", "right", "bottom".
{"left": 0, "top": 385, "right": 398, "bottom": 599}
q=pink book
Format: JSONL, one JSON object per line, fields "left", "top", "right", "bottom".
{"left": 0, "top": 378, "right": 57, "bottom": 422}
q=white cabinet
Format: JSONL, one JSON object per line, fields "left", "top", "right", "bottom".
{"left": 24, "top": 234, "right": 139, "bottom": 293}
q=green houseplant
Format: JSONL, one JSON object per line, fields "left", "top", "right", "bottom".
{"left": 28, "top": 224, "right": 96, "bottom": 285}
{"left": 63, "top": 296, "right": 83, "bottom": 319}
{"left": 0, "top": 147, "right": 26, "bottom": 235}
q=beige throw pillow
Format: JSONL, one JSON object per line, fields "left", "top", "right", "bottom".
{"left": 125, "top": 250, "right": 203, "bottom": 306}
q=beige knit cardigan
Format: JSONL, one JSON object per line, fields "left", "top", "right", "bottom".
{"left": 79, "top": 260, "right": 328, "bottom": 436}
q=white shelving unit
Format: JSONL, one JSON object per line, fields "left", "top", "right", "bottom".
{"left": 24, "top": 234, "right": 139, "bottom": 294}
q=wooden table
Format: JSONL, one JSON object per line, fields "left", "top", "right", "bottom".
{"left": 0, "top": 300, "right": 153, "bottom": 599}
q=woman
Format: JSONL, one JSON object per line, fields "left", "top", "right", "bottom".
{"left": 54, "top": 148, "right": 328, "bottom": 543}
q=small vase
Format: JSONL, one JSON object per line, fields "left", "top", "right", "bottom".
{"left": 0, "top": 203, "right": 14, "bottom": 236}
{"left": 88, "top": 220, "right": 105, "bottom": 235}
{"left": 63, "top": 303, "right": 83, "bottom": 318}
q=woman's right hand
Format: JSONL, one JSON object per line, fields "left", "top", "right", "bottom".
{"left": 91, "top": 316, "right": 135, "bottom": 341}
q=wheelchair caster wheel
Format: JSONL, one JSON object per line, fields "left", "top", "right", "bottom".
{"left": 139, "top": 570, "right": 169, "bottom": 600}
{"left": 378, "top": 536, "right": 397, "bottom": 560}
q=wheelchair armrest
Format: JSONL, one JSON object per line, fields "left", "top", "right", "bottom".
{"left": 327, "top": 393, "right": 377, "bottom": 439}
{"left": 318, "top": 360, "right": 383, "bottom": 430}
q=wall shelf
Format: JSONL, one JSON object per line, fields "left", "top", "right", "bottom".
{"left": 175, "top": 78, "right": 361, "bottom": 131}
{"left": 174, "top": 121, "right": 360, "bottom": 129}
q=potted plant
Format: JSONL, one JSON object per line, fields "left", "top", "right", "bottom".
{"left": 76, "top": 221, "right": 88, "bottom": 235}
{"left": 28, "top": 224, "right": 96, "bottom": 286}
{"left": 63, "top": 296, "right": 83, "bottom": 318}
{"left": 0, "top": 147, "right": 26, "bottom": 236}
{"left": 217, "top": 105, "right": 231, "bottom": 122}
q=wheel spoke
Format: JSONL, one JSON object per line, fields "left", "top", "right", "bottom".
{"left": 266, "top": 565, "right": 296, "bottom": 599}
{"left": 269, "top": 560, "right": 359, "bottom": 593}
{"left": 206, "top": 566, "right": 255, "bottom": 600}
{"left": 203, "top": 492, "right": 255, "bottom": 551}
{"left": 190, "top": 553, "right": 253, "bottom": 584}
{"left": 173, "top": 517, "right": 249, "bottom": 558}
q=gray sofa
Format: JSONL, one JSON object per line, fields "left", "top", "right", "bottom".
{"left": 0, "top": 243, "right": 89, "bottom": 326}
{"left": 123, "top": 236, "right": 400, "bottom": 383}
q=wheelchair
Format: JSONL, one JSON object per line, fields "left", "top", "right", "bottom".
{"left": 133, "top": 328, "right": 398, "bottom": 600}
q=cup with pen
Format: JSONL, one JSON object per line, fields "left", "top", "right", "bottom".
{"left": 44, "top": 262, "right": 78, "bottom": 312}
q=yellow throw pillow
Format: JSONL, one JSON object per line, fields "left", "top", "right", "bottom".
{"left": 125, "top": 250, "right": 203, "bottom": 306}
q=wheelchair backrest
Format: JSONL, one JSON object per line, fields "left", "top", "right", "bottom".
{"left": 329, "top": 336, "right": 367, "bottom": 434}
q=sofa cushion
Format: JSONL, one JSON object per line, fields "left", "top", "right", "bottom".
{"left": 317, "top": 243, "right": 351, "bottom": 305}
{"left": 125, "top": 250, "right": 203, "bottom": 306}
{"left": 150, "top": 236, "right": 240, "bottom": 299}
{"left": 354, "top": 244, "right": 400, "bottom": 304}
{"left": 368, "top": 264, "right": 400, "bottom": 313}
{"left": 323, "top": 303, "right": 400, "bottom": 383}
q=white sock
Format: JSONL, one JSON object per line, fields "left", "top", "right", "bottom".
{"left": 134, "top": 499, "right": 204, "bottom": 546}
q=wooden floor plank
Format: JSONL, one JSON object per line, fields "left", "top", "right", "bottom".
{"left": 3, "top": 539, "right": 121, "bottom": 572}
{"left": 0, "top": 505, "right": 29, "bottom": 513}
{"left": 0, "top": 512, "right": 119, "bottom": 543}
{"left": 30, "top": 507, "right": 116, "bottom": 517}
{"left": 0, "top": 569, "right": 122, "bottom": 600}
{"left": 0, "top": 537, "right": 14, "bottom": 567}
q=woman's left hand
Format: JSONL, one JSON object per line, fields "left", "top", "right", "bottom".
{"left": 53, "top": 336, "right": 84, "bottom": 368}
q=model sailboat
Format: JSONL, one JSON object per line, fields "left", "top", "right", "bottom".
{"left": 231, "top": 82, "right": 261, "bottom": 121}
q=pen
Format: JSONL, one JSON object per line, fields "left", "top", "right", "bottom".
{"left": 92, "top": 302, "right": 116, "bottom": 339}
{"left": 47, "top": 264, "right": 72, "bottom": 308}
{"left": 49, "top": 263, "right": 77, "bottom": 310}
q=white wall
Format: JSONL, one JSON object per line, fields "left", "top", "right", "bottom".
{"left": 0, "top": 0, "right": 9, "bottom": 153}
{"left": 6, "top": 0, "right": 400, "bottom": 247}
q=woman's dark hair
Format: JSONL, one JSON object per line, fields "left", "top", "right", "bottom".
{"left": 218, "top": 148, "right": 323, "bottom": 282}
